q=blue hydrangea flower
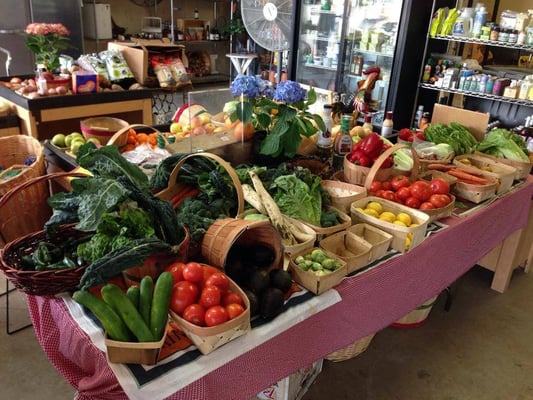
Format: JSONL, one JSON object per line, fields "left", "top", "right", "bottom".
{"left": 273, "top": 80, "right": 306, "bottom": 103}
{"left": 258, "top": 79, "right": 275, "bottom": 98}
{"left": 230, "top": 75, "right": 261, "bottom": 98}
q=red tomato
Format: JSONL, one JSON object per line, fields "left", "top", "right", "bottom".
{"left": 205, "top": 272, "right": 230, "bottom": 294}
{"left": 404, "top": 196, "right": 421, "bottom": 209}
{"left": 199, "top": 285, "right": 221, "bottom": 308}
{"left": 165, "top": 262, "right": 185, "bottom": 283}
{"left": 409, "top": 181, "right": 432, "bottom": 201}
{"left": 202, "top": 264, "right": 222, "bottom": 285}
{"left": 381, "top": 181, "right": 392, "bottom": 190}
{"left": 390, "top": 175, "right": 410, "bottom": 191}
{"left": 429, "top": 178, "right": 450, "bottom": 195}
{"left": 429, "top": 194, "right": 451, "bottom": 208}
{"left": 374, "top": 189, "right": 385, "bottom": 198}
{"left": 396, "top": 186, "right": 411, "bottom": 201}
{"left": 170, "top": 281, "right": 199, "bottom": 315}
{"left": 381, "top": 190, "right": 397, "bottom": 202}
{"left": 182, "top": 303, "right": 206, "bottom": 326}
{"left": 369, "top": 180, "right": 383, "bottom": 194}
{"left": 222, "top": 291, "right": 245, "bottom": 307}
{"left": 182, "top": 262, "right": 204, "bottom": 283}
{"left": 204, "top": 305, "right": 229, "bottom": 327}
{"left": 419, "top": 201, "right": 436, "bottom": 210}
{"left": 225, "top": 303, "right": 245, "bottom": 320}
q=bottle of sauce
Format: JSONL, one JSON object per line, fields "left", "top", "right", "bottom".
{"left": 316, "top": 104, "right": 334, "bottom": 166}
{"left": 333, "top": 114, "right": 353, "bottom": 170}
{"left": 381, "top": 111, "right": 394, "bottom": 138}
{"left": 362, "top": 113, "right": 373, "bottom": 136}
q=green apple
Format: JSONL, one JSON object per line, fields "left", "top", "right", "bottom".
{"left": 70, "top": 140, "right": 84, "bottom": 155}
{"left": 86, "top": 137, "right": 101, "bottom": 146}
{"left": 51, "top": 133, "right": 66, "bottom": 147}
{"left": 170, "top": 122, "right": 182, "bottom": 134}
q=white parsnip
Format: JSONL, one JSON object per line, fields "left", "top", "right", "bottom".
{"left": 241, "top": 184, "right": 267, "bottom": 214}
{"left": 248, "top": 171, "right": 296, "bottom": 245}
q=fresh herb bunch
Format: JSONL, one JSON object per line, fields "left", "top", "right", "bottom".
{"left": 25, "top": 22, "right": 73, "bottom": 72}
{"left": 225, "top": 75, "right": 326, "bottom": 158}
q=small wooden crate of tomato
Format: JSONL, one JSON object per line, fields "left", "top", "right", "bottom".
{"left": 167, "top": 261, "right": 250, "bottom": 355}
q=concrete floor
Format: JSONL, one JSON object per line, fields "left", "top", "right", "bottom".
{"left": 0, "top": 264, "right": 532, "bottom": 400}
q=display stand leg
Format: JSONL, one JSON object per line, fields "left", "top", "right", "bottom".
{"left": 1, "top": 279, "right": 32, "bottom": 335}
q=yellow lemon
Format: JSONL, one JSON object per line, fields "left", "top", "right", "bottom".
{"left": 363, "top": 208, "right": 380, "bottom": 218}
{"left": 379, "top": 211, "right": 396, "bottom": 223}
{"left": 396, "top": 212, "right": 412, "bottom": 226}
{"left": 366, "top": 201, "right": 383, "bottom": 215}
{"left": 405, "top": 236, "right": 412, "bottom": 251}
{"left": 354, "top": 207, "right": 365, "bottom": 213}
{"left": 409, "top": 223, "right": 419, "bottom": 228}
{"left": 393, "top": 220, "right": 407, "bottom": 227}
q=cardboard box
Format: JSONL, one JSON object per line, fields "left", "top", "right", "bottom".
{"left": 253, "top": 359, "right": 323, "bottom": 400}
{"left": 431, "top": 104, "right": 490, "bottom": 142}
{"left": 107, "top": 39, "right": 187, "bottom": 85}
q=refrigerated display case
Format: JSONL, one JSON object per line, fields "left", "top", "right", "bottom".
{"left": 290, "top": 0, "right": 437, "bottom": 130}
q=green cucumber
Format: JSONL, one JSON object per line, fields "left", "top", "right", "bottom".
{"left": 150, "top": 271, "right": 174, "bottom": 340}
{"left": 126, "top": 286, "right": 140, "bottom": 309}
{"left": 101, "top": 283, "right": 154, "bottom": 342}
{"left": 139, "top": 276, "right": 154, "bottom": 327}
{"left": 72, "top": 290, "right": 132, "bottom": 342}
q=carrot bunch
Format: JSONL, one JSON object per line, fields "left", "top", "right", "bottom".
{"left": 121, "top": 128, "right": 160, "bottom": 152}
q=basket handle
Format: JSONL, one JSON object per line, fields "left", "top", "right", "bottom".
{"left": 107, "top": 124, "right": 161, "bottom": 147}
{"left": 363, "top": 143, "right": 419, "bottom": 189}
{"left": 163, "top": 152, "right": 244, "bottom": 216}
{"left": 0, "top": 171, "right": 91, "bottom": 211}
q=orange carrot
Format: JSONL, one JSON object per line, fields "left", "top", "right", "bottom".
{"left": 447, "top": 168, "right": 489, "bottom": 184}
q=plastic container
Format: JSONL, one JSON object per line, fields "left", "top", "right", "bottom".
{"left": 472, "top": 6, "right": 488, "bottom": 37}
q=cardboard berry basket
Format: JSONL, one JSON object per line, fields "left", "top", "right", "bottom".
{"left": 169, "top": 276, "right": 251, "bottom": 355}
{"left": 320, "top": 179, "right": 367, "bottom": 214}
{"left": 474, "top": 151, "right": 532, "bottom": 181}
{"left": 350, "top": 196, "right": 430, "bottom": 253}
{"left": 300, "top": 206, "right": 352, "bottom": 240}
{"left": 288, "top": 247, "right": 348, "bottom": 295}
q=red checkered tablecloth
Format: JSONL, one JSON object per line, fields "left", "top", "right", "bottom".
{"left": 27, "top": 177, "right": 533, "bottom": 400}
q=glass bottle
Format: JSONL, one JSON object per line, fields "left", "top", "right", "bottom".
{"left": 316, "top": 104, "right": 334, "bottom": 166}
{"left": 362, "top": 113, "right": 373, "bottom": 134}
{"left": 381, "top": 111, "right": 394, "bottom": 138}
{"left": 333, "top": 114, "right": 353, "bottom": 170}
{"left": 194, "top": 9, "right": 199, "bottom": 19}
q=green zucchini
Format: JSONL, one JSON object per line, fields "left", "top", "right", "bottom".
{"left": 150, "top": 271, "right": 174, "bottom": 340}
{"left": 72, "top": 290, "right": 132, "bottom": 342}
{"left": 139, "top": 276, "right": 154, "bottom": 327}
{"left": 126, "top": 286, "right": 140, "bottom": 310}
{"left": 101, "top": 283, "right": 154, "bottom": 342}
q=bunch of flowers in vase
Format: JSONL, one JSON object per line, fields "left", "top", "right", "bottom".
{"left": 224, "top": 75, "right": 325, "bottom": 158}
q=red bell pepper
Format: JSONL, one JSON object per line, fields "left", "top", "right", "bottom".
{"left": 360, "top": 133, "right": 383, "bottom": 159}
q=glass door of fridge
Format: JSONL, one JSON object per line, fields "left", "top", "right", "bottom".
{"left": 342, "top": 0, "right": 402, "bottom": 125}
{"left": 294, "top": 0, "right": 346, "bottom": 92}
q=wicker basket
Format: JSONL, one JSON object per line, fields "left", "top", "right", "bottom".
{"left": 0, "top": 224, "right": 91, "bottom": 296}
{"left": 0, "top": 170, "right": 88, "bottom": 247}
{"left": 326, "top": 333, "right": 376, "bottom": 362}
{"left": 107, "top": 124, "right": 162, "bottom": 149}
{"left": 0, "top": 135, "right": 47, "bottom": 245}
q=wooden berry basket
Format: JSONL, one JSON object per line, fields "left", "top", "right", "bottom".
{"left": 350, "top": 197, "right": 430, "bottom": 253}
{"left": 474, "top": 151, "right": 532, "bottom": 181}
{"left": 453, "top": 153, "right": 517, "bottom": 195}
{"left": 319, "top": 230, "right": 372, "bottom": 275}
{"left": 288, "top": 247, "right": 348, "bottom": 295}
{"left": 346, "top": 223, "right": 393, "bottom": 261}
{"left": 105, "top": 329, "right": 168, "bottom": 365}
{"left": 169, "top": 275, "right": 250, "bottom": 355}
{"left": 321, "top": 179, "right": 367, "bottom": 213}
{"left": 300, "top": 206, "right": 352, "bottom": 241}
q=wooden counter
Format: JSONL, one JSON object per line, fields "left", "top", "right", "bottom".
{"left": 0, "top": 84, "right": 153, "bottom": 140}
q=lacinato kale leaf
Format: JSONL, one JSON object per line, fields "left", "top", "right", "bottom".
{"left": 76, "top": 143, "right": 149, "bottom": 192}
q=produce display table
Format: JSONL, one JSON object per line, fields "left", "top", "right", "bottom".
{"left": 25, "top": 176, "right": 533, "bottom": 400}
{"left": 0, "top": 83, "right": 153, "bottom": 141}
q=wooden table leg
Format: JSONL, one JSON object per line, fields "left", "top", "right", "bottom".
{"left": 490, "top": 228, "right": 523, "bottom": 293}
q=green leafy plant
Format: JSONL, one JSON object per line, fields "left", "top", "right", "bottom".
{"left": 224, "top": 75, "right": 326, "bottom": 158}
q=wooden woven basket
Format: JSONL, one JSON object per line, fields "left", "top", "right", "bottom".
{"left": 0, "top": 135, "right": 47, "bottom": 245}
{"left": 326, "top": 333, "right": 376, "bottom": 362}
{"left": 201, "top": 217, "right": 283, "bottom": 271}
{"left": 391, "top": 295, "right": 438, "bottom": 328}
{"left": 107, "top": 124, "right": 162, "bottom": 148}
{"left": 0, "top": 224, "right": 91, "bottom": 296}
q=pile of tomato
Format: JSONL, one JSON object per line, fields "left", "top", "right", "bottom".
{"left": 166, "top": 261, "right": 246, "bottom": 327}
{"left": 368, "top": 175, "right": 453, "bottom": 210}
